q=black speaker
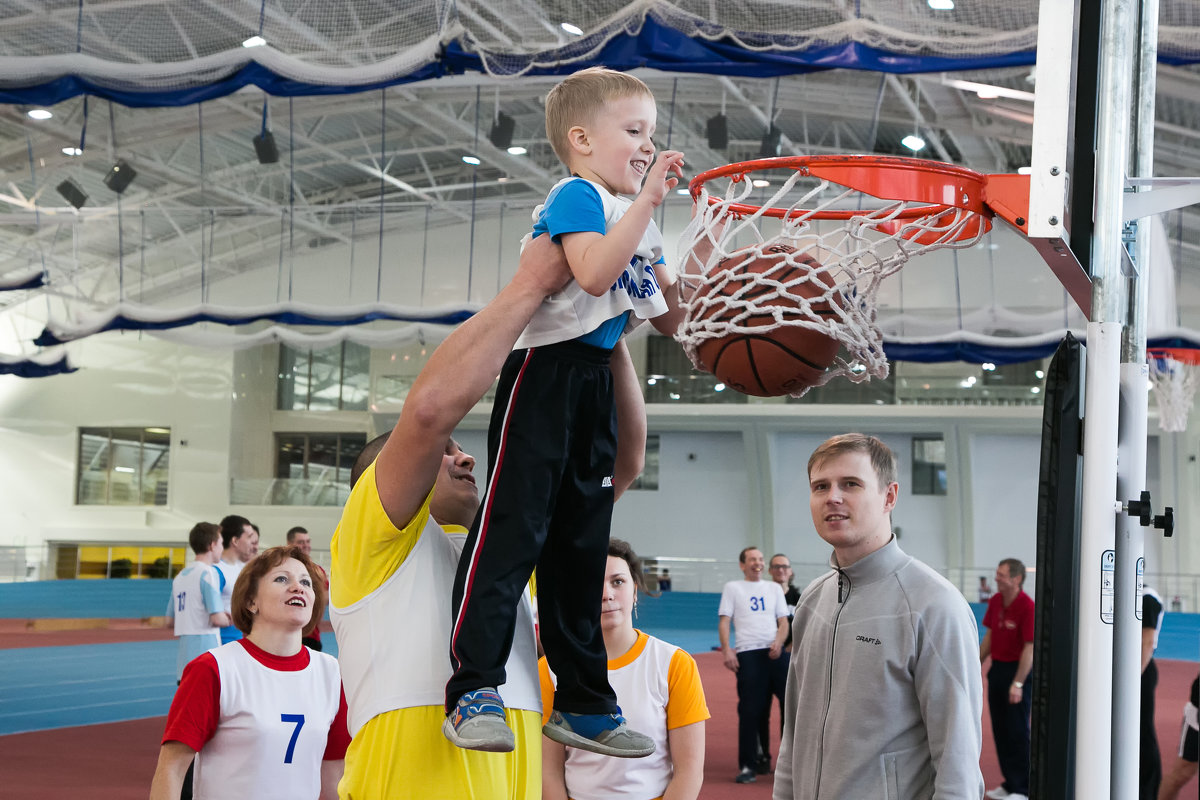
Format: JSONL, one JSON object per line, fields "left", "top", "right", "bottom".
{"left": 706, "top": 114, "right": 728, "bottom": 150}
{"left": 489, "top": 112, "right": 515, "bottom": 150}
{"left": 759, "top": 125, "right": 782, "bottom": 158}
{"left": 103, "top": 159, "right": 136, "bottom": 194}
{"left": 253, "top": 131, "right": 280, "bottom": 164}
{"left": 56, "top": 178, "right": 88, "bottom": 209}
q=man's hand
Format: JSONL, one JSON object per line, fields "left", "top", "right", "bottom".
{"left": 723, "top": 647, "right": 739, "bottom": 672}
{"left": 514, "top": 232, "right": 571, "bottom": 297}
{"left": 638, "top": 150, "right": 685, "bottom": 208}
{"left": 769, "top": 641, "right": 783, "bottom": 660}
{"left": 1008, "top": 682, "right": 1023, "bottom": 704}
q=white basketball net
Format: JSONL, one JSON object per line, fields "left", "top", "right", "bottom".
{"left": 1148, "top": 352, "right": 1200, "bottom": 433}
{"left": 675, "top": 165, "right": 986, "bottom": 396}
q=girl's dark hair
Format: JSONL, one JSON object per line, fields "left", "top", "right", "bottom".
{"left": 608, "top": 538, "right": 659, "bottom": 597}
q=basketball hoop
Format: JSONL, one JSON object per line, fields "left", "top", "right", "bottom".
{"left": 1147, "top": 347, "right": 1200, "bottom": 433}
{"left": 675, "top": 155, "right": 994, "bottom": 393}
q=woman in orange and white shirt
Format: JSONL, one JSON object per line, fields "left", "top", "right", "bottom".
{"left": 540, "top": 538, "right": 709, "bottom": 800}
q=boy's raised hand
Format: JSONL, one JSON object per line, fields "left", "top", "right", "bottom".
{"left": 639, "top": 150, "right": 685, "bottom": 207}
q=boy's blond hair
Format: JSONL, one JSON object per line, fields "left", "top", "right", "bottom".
{"left": 544, "top": 67, "right": 653, "bottom": 165}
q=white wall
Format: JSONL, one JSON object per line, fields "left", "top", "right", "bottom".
{"left": 968, "top": 433, "right": 1042, "bottom": 595}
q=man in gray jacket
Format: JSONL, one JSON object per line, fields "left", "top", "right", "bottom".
{"left": 774, "top": 433, "right": 983, "bottom": 800}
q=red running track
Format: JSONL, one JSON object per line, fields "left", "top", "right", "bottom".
{"left": 1, "top": 640, "right": 1195, "bottom": 799}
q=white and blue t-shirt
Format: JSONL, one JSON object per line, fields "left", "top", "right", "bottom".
{"left": 516, "top": 177, "right": 670, "bottom": 351}
{"left": 167, "top": 561, "right": 224, "bottom": 679}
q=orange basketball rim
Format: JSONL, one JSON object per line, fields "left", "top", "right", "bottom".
{"left": 687, "top": 154, "right": 1035, "bottom": 244}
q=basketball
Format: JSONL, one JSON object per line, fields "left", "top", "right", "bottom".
{"left": 693, "top": 245, "right": 840, "bottom": 397}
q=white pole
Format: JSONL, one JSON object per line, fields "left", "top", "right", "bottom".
{"left": 1075, "top": 0, "right": 1137, "bottom": 795}
{"left": 1074, "top": 321, "right": 1123, "bottom": 799}
{"left": 1112, "top": 0, "right": 1159, "bottom": 794}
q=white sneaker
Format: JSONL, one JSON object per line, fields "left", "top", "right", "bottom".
{"left": 985, "top": 788, "right": 1010, "bottom": 800}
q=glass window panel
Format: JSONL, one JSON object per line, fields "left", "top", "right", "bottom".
{"left": 912, "top": 435, "right": 948, "bottom": 496}
{"left": 306, "top": 434, "right": 341, "bottom": 472}
{"left": 307, "top": 346, "right": 343, "bottom": 411}
{"left": 277, "top": 346, "right": 307, "bottom": 410}
{"left": 77, "top": 430, "right": 111, "bottom": 504}
{"left": 77, "top": 427, "right": 170, "bottom": 506}
{"left": 276, "top": 434, "right": 308, "bottom": 480}
{"left": 630, "top": 435, "right": 660, "bottom": 491}
{"left": 340, "top": 342, "right": 370, "bottom": 410}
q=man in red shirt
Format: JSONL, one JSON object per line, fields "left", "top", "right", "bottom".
{"left": 979, "top": 558, "right": 1035, "bottom": 800}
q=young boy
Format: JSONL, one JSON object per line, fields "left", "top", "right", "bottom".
{"left": 443, "top": 67, "right": 685, "bottom": 757}
{"left": 166, "top": 522, "right": 230, "bottom": 683}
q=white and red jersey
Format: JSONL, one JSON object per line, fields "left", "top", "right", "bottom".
{"left": 162, "top": 638, "right": 350, "bottom": 800}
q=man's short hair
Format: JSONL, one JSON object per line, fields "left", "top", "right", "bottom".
{"left": 188, "top": 522, "right": 220, "bottom": 555}
{"left": 999, "top": 558, "right": 1026, "bottom": 586}
{"left": 219, "top": 514, "right": 252, "bottom": 548}
{"left": 285, "top": 526, "right": 308, "bottom": 543}
{"left": 544, "top": 67, "right": 653, "bottom": 165}
{"left": 350, "top": 432, "right": 390, "bottom": 488}
{"left": 807, "top": 433, "right": 898, "bottom": 488}
{"left": 770, "top": 553, "right": 791, "bottom": 566}
{"left": 739, "top": 546, "right": 762, "bottom": 564}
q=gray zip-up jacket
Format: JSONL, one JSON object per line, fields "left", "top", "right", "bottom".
{"left": 773, "top": 537, "right": 984, "bottom": 800}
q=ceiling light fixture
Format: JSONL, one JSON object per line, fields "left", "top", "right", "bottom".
{"left": 560, "top": 22, "right": 583, "bottom": 35}
{"left": 489, "top": 111, "right": 515, "bottom": 150}
{"left": 759, "top": 125, "right": 782, "bottom": 158}
{"left": 56, "top": 178, "right": 88, "bottom": 209}
{"left": 61, "top": 146, "right": 82, "bottom": 156}
{"left": 706, "top": 114, "right": 728, "bottom": 150}
{"left": 27, "top": 109, "right": 52, "bottom": 120}
{"left": 927, "top": 0, "right": 955, "bottom": 9}
{"left": 752, "top": 179, "right": 771, "bottom": 188}
{"left": 506, "top": 145, "right": 527, "bottom": 155}
{"left": 462, "top": 155, "right": 481, "bottom": 166}
{"left": 104, "top": 159, "right": 136, "bottom": 193}
{"left": 901, "top": 134, "right": 926, "bottom": 152}
{"left": 242, "top": 35, "right": 266, "bottom": 48}
{"left": 253, "top": 98, "right": 279, "bottom": 164}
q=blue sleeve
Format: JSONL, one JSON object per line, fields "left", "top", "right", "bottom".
{"left": 201, "top": 567, "right": 223, "bottom": 614}
{"left": 533, "top": 179, "right": 607, "bottom": 241}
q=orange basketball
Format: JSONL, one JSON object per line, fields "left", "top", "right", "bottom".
{"left": 694, "top": 245, "right": 840, "bottom": 397}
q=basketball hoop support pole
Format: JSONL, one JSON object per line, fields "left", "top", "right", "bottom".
{"left": 1074, "top": 0, "right": 1138, "bottom": 797}
{"left": 1112, "top": 0, "right": 1159, "bottom": 796}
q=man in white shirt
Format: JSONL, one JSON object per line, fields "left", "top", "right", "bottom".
{"left": 215, "top": 514, "right": 258, "bottom": 644}
{"left": 718, "top": 546, "right": 789, "bottom": 784}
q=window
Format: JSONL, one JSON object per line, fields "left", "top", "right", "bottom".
{"left": 911, "top": 435, "right": 947, "bottom": 495}
{"left": 630, "top": 435, "right": 660, "bottom": 491}
{"left": 278, "top": 342, "right": 370, "bottom": 411}
{"left": 273, "top": 432, "right": 366, "bottom": 505}
{"left": 77, "top": 427, "right": 171, "bottom": 505}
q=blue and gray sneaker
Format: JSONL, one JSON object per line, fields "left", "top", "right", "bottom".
{"left": 442, "top": 687, "right": 514, "bottom": 752}
{"left": 542, "top": 707, "right": 655, "bottom": 758}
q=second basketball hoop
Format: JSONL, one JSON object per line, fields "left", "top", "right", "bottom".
{"left": 675, "top": 155, "right": 994, "bottom": 397}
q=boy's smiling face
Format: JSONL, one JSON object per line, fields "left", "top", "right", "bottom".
{"left": 568, "top": 93, "right": 657, "bottom": 196}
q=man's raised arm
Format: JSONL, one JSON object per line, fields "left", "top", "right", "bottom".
{"left": 373, "top": 235, "right": 569, "bottom": 526}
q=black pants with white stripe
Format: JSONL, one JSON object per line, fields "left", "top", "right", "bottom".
{"left": 446, "top": 342, "right": 619, "bottom": 716}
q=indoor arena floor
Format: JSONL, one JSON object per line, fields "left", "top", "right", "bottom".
{"left": 1, "top": 625, "right": 1196, "bottom": 799}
